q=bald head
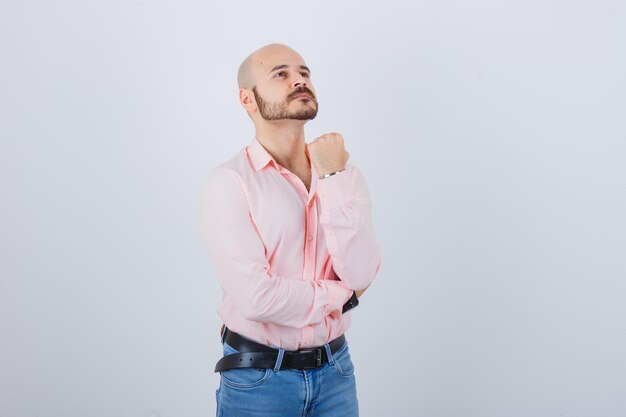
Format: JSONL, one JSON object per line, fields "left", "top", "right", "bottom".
{"left": 237, "top": 43, "right": 304, "bottom": 89}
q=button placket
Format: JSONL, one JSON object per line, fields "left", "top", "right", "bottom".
{"left": 304, "top": 203, "right": 317, "bottom": 279}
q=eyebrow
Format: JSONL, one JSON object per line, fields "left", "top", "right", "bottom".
{"left": 268, "top": 64, "right": 311, "bottom": 75}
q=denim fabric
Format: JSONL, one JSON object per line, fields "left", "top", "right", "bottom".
{"left": 215, "top": 338, "right": 359, "bottom": 417}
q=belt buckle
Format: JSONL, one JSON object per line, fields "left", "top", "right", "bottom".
{"left": 298, "top": 347, "right": 323, "bottom": 369}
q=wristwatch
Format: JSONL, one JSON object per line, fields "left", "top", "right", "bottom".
{"left": 342, "top": 290, "right": 359, "bottom": 313}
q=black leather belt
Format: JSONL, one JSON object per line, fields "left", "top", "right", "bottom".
{"left": 214, "top": 326, "right": 346, "bottom": 373}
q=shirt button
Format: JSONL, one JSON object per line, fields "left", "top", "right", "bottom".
{"left": 308, "top": 235, "right": 313, "bottom": 241}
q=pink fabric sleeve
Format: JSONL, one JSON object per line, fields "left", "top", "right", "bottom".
{"left": 316, "top": 163, "right": 383, "bottom": 290}
{"left": 200, "top": 168, "right": 354, "bottom": 328}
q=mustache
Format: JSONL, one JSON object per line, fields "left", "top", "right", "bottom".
{"left": 288, "top": 87, "right": 316, "bottom": 101}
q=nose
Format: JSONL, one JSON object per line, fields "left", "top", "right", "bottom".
{"left": 292, "top": 74, "right": 308, "bottom": 89}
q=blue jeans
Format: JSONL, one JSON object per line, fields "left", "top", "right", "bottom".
{"left": 215, "top": 335, "right": 359, "bottom": 417}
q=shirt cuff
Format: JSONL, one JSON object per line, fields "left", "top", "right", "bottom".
{"left": 324, "top": 281, "right": 355, "bottom": 319}
{"left": 316, "top": 169, "right": 351, "bottom": 211}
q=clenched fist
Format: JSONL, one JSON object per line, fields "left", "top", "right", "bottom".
{"left": 306, "top": 133, "right": 350, "bottom": 177}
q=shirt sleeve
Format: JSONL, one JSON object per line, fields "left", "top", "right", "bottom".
{"left": 316, "top": 163, "right": 383, "bottom": 290}
{"left": 200, "top": 168, "right": 354, "bottom": 328}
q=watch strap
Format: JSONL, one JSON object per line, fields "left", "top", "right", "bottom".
{"left": 342, "top": 290, "right": 359, "bottom": 314}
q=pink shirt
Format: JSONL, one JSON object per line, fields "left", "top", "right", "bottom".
{"left": 200, "top": 137, "right": 382, "bottom": 351}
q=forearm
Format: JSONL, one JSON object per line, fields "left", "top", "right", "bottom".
{"left": 317, "top": 165, "right": 383, "bottom": 290}
{"left": 201, "top": 167, "right": 355, "bottom": 328}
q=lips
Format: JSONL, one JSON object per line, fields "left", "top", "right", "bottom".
{"left": 292, "top": 93, "right": 312, "bottom": 100}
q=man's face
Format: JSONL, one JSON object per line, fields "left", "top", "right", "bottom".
{"left": 250, "top": 49, "right": 318, "bottom": 121}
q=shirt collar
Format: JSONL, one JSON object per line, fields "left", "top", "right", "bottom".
{"left": 246, "top": 137, "right": 319, "bottom": 182}
{"left": 246, "top": 137, "right": 277, "bottom": 171}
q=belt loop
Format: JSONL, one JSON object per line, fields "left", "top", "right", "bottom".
{"left": 322, "top": 343, "right": 334, "bottom": 365}
{"left": 220, "top": 324, "right": 227, "bottom": 343}
{"left": 273, "top": 348, "right": 286, "bottom": 372}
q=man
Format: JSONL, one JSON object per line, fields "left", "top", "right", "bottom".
{"left": 200, "top": 43, "right": 382, "bottom": 417}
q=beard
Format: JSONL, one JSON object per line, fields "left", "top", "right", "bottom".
{"left": 252, "top": 86, "right": 318, "bottom": 121}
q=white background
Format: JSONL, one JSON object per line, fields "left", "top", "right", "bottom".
{"left": 1, "top": 1, "right": 625, "bottom": 416}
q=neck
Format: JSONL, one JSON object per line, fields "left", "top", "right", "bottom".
{"left": 254, "top": 120, "right": 310, "bottom": 173}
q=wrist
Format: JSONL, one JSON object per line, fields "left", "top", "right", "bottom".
{"left": 318, "top": 168, "right": 346, "bottom": 179}
{"left": 342, "top": 290, "right": 359, "bottom": 313}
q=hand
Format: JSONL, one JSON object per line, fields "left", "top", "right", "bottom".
{"left": 355, "top": 285, "right": 370, "bottom": 299}
{"left": 307, "top": 133, "right": 350, "bottom": 177}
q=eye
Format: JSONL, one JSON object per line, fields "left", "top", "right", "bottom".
{"left": 274, "top": 71, "right": 286, "bottom": 78}
{"left": 301, "top": 72, "right": 310, "bottom": 78}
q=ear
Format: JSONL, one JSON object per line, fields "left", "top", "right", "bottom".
{"left": 239, "top": 88, "right": 257, "bottom": 113}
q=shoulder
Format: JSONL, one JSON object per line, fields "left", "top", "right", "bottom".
{"left": 203, "top": 146, "right": 251, "bottom": 189}
{"left": 202, "top": 167, "right": 244, "bottom": 195}
{"left": 211, "top": 146, "right": 247, "bottom": 174}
